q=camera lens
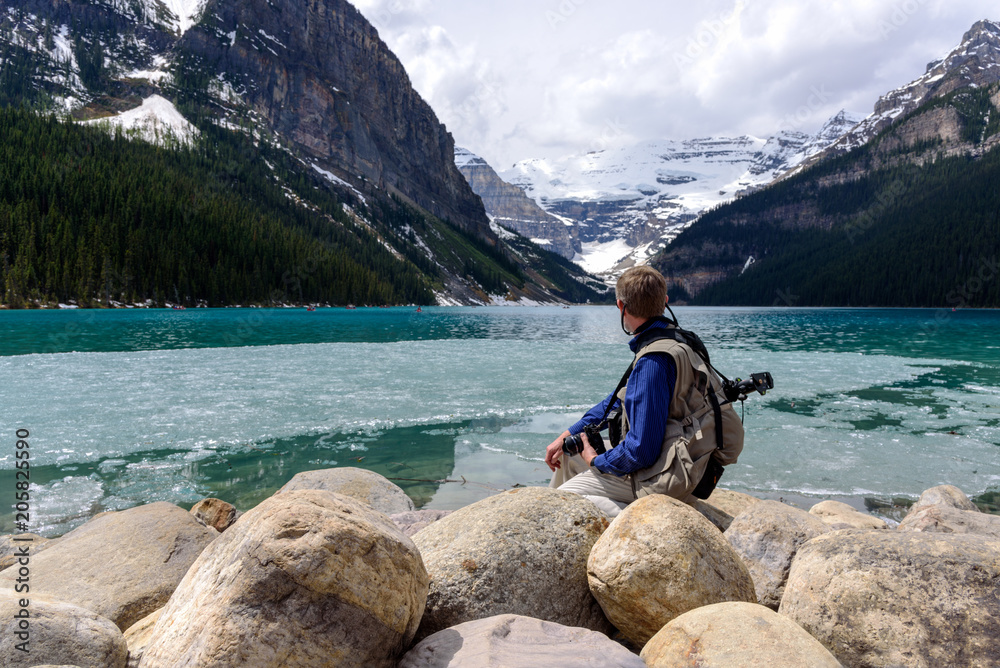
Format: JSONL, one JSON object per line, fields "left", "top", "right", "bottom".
{"left": 562, "top": 433, "right": 583, "bottom": 455}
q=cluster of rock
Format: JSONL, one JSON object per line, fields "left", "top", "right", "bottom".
{"left": 1, "top": 467, "right": 998, "bottom": 667}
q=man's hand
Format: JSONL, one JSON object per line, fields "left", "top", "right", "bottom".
{"left": 579, "top": 432, "right": 599, "bottom": 467}
{"left": 545, "top": 431, "right": 570, "bottom": 471}
{"left": 546, "top": 430, "right": 600, "bottom": 471}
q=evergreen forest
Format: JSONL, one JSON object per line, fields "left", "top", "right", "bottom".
{"left": 657, "top": 86, "right": 1000, "bottom": 308}
{"left": 0, "top": 107, "right": 592, "bottom": 308}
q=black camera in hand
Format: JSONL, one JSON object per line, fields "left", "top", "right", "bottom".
{"left": 562, "top": 424, "right": 607, "bottom": 457}
{"left": 723, "top": 372, "right": 774, "bottom": 402}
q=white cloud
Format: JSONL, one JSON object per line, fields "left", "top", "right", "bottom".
{"left": 353, "top": 0, "right": 998, "bottom": 168}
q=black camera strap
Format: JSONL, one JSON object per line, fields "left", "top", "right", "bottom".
{"left": 596, "top": 360, "right": 635, "bottom": 427}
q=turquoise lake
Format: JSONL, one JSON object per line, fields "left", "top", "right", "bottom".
{"left": 1, "top": 305, "right": 998, "bottom": 535}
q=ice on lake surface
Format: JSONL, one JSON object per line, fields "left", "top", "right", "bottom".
{"left": 1, "top": 306, "right": 997, "bottom": 535}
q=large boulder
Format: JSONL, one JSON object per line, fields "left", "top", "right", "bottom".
{"left": 0, "top": 502, "right": 217, "bottom": 630}
{"left": 724, "top": 500, "right": 831, "bottom": 610}
{"left": 411, "top": 487, "right": 610, "bottom": 639}
{"left": 779, "top": 530, "right": 1000, "bottom": 668}
{"left": 587, "top": 495, "right": 756, "bottom": 647}
{"left": 705, "top": 488, "right": 761, "bottom": 519}
{"left": 277, "top": 467, "right": 414, "bottom": 514}
{"left": 910, "top": 484, "right": 978, "bottom": 513}
{"left": 0, "top": 589, "right": 127, "bottom": 668}
{"left": 809, "top": 500, "right": 888, "bottom": 530}
{"left": 640, "top": 602, "right": 843, "bottom": 668}
{"left": 897, "top": 504, "right": 1000, "bottom": 537}
{"left": 139, "top": 490, "right": 428, "bottom": 668}
{"left": 399, "top": 614, "right": 646, "bottom": 668}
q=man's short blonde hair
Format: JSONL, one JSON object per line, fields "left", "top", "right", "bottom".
{"left": 616, "top": 266, "right": 667, "bottom": 319}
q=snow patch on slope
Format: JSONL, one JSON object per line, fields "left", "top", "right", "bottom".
{"left": 159, "top": 0, "right": 208, "bottom": 34}
{"left": 83, "top": 95, "right": 199, "bottom": 146}
{"left": 311, "top": 163, "right": 368, "bottom": 205}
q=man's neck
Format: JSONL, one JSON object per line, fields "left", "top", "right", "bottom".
{"left": 631, "top": 318, "right": 655, "bottom": 334}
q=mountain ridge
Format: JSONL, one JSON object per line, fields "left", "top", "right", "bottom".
{"left": 785, "top": 19, "right": 1000, "bottom": 176}
{"left": 0, "top": 0, "right": 610, "bottom": 306}
{"left": 649, "top": 18, "right": 1000, "bottom": 307}
{"left": 455, "top": 110, "right": 862, "bottom": 280}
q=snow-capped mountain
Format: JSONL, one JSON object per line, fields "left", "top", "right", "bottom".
{"left": 455, "top": 146, "right": 575, "bottom": 259}
{"left": 459, "top": 111, "right": 861, "bottom": 278}
{"left": 459, "top": 19, "right": 1000, "bottom": 282}
{"left": 796, "top": 19, "right": 1000, "bottom": 167}
{"left": 652, "top": 19, "right": 1000, "bottom": 304}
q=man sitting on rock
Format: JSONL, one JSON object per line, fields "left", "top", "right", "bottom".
{"left": 544, "top": 265, "right": 742, "bottom": 517}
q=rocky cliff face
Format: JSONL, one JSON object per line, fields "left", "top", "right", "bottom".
{"left": 0, "top": 0, "right": 491, "bottom": 239}
{"left": 455, "top": 147, "right": 576, "bottom": 259}
{"left": 0, "top": 0, "right": 613, "bottom": 305}
{"left": 180, "top": 0, "right": 491, "bottom": 239}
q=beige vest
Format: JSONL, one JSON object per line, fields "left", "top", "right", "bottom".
{"left": 614, "top": 338, "right": 745, "bottom": 501}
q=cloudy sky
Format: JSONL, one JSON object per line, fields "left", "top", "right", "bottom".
{"left": 352, "top": 0, "right": 997, "bottom": 170}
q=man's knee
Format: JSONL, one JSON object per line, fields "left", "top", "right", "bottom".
{"left": 580, "top": 494, "right": 628, "bottom": 517}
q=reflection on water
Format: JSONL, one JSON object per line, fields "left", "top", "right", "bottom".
{"left": 0, "top": 417, "right": 555, "bottom": 535}
{"left": 0, "top": 306, "right": 623, "bottom": 356}
{"left": 3, "top": 306, "right": 999, "bottom": 364}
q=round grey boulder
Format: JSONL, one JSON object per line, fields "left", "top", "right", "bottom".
{"left": 278, "top": 467, "right": 415, "bottom": 514}
{"left": 0, "top": 502, "right": 217, "bottom": 630}
{"left": 390, "top": 509, "right": 453, "bottom": 537}
{"left": 139, "top": 490, "right": 428, "bottom": 668}
{"left": 399, "top": 614, "right": 646, "bottom": 668}
{"left": 780, "top": 530, "right": 1000, "bottom": 668}
{"left": 0, "top": 589, "right": 126, "bottom": 668}
{"left": 725, "top": 500, "right": 831, "bottom": 609}
{"left": 411, "top": 487, "right": 611, "bottom": 640}
{"left": 588, "top": 495, "right": 756, "bottom": 647}
{"left": 640, "top": 602, "right": 843, "bottom": 668}
{"left": 910, "top": 484, "right": 978, "bottom": 513}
